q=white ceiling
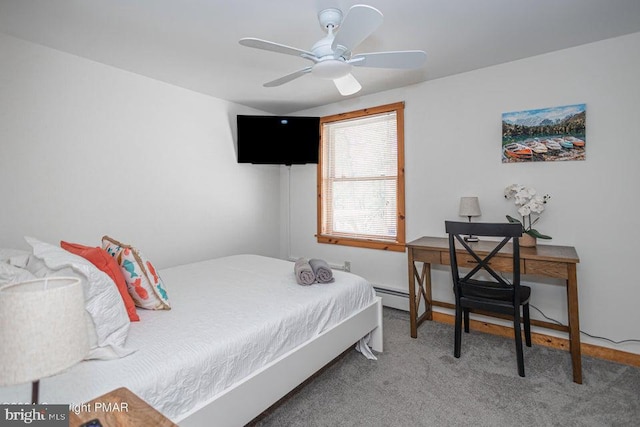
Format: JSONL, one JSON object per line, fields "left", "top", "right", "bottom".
{"left": 1, "top": 0, "right": 640, "bottom": 114}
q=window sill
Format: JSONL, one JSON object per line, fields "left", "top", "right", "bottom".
{"left": 317, "top": 235, "right": 406, "bottom": 252}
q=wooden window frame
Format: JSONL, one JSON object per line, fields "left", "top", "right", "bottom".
{"left": 317, "top": 102, "right": 406, "bottom": 252}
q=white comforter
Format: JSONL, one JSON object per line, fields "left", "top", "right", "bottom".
{"left": 0, "top": 254, "right": 376, "bottom": 421}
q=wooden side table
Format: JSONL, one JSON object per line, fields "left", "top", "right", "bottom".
{"left": 68, "top": 387, "right": 177, "bottom": 427}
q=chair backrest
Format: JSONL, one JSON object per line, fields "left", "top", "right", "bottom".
{"left": 445, "top": 221, "right": 523, "bottom": 304}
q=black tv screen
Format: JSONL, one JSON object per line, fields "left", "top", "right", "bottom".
{"left": 237, "top": 115, "right": 320, "bottom": 165}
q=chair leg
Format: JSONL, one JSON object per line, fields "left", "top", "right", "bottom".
{"left": 454, "top": 304, "right": 462, "bottom": 358}
{"left": 523, "top": 303, "right": 532, "bottom": 347}
{"left": 513, "top": 311, "right": 525, "bottom": 377}
{"left": 463, "top": 308, "right": 470, "bottom": 333}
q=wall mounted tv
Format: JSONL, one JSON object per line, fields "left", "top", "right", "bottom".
{"left": 237, "top": 115, "right": 320, "bottom": 165}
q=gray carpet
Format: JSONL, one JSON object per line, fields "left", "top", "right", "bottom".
{"left": 251, "top": 308, "right": 640, "bottom": 427}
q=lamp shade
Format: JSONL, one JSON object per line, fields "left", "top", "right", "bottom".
{"left": 0, "top": 277, "right": 88, "bottom": 387}
{"left": 459, "top": 196, "right": 481, "bottom": 217}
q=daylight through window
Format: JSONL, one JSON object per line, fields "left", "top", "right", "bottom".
{"left": 317, "top": 102, "right": 405, "bottom": 251}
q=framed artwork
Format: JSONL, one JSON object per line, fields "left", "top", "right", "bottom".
{"left": 502, "top": 103, "right": 586, "bottom": 163}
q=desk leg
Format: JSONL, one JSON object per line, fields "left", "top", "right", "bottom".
{"left": 408, "top": 251, "right": 432, "bottom": 339}
{"left": 423, "top": 262, "right": 432, "bottom": 321}
{"left": 408, "top": 250, "right": 418, "bottom": 338}
{"left": 566, "top": 264, "right": 583, "bottom": 384}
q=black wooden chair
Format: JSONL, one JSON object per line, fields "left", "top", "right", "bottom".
{"left": 445, "top": 221, "right": 532, "bottom": 377}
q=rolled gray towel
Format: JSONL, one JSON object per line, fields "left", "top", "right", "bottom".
{"left": 309, "top": 258, "right": 334, "bottom": 283}
{"left": 294, "top": 257, "right": 315, "bottom": 285}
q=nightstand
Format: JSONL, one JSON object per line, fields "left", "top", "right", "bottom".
{"left": 68, "top": 387, "right": 177, "bottom": 427}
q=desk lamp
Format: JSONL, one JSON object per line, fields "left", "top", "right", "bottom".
{"left": 459, "top": 196, "right": 481, "bottom": 242}
{"left": 0, "top": 277, "right": 88, "bottom": 404}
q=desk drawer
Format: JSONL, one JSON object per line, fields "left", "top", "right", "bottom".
{"left": 442, "top": 252, "right": 518, "bottom": 272}
{"left": 411, "top": 248, "right": 441, "bottom": 264}
{"left": 524, "top": 259, "right": 569, "bottom": 279}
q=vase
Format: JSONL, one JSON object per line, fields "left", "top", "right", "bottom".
{"left": 519, "top": 233, "right": 537, "bottom": 248}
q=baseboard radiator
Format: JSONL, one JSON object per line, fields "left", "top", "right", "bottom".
{"left": 373, "top": 286, "right": 408, "bottom": 298}
{"left": 372, "top": 286, "right": 412, "bottom": 312}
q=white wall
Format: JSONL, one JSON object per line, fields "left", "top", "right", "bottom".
{"left": 0, "top": 33, "right": 282, "bottom": 268}
{"left": 285, "top": 32, "right": 640, "bottom": 354}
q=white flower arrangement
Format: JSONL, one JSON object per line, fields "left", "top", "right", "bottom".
{"left": 504, "top": 184, "right": 552, "bottom": 239}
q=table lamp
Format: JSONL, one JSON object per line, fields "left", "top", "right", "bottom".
{"left": 0, "top": 277, "right": 88, "bottom": 404}
{"left": 459, "top": 196, "right": 481, "bottom": 242}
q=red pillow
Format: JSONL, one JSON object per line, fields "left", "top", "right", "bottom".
{"left": 61, "top": 241, "right": 140, "bottom": 322}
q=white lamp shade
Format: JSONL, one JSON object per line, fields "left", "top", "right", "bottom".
{"left": 459, "top": 196, "right": 481, "bottom": 217}
{"left": 0, "top": 277, "right": 88, "bottom": 386}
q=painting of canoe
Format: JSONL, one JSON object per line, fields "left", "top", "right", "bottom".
{"left": 502, "top": 104, "right": 586, "bottom": 163}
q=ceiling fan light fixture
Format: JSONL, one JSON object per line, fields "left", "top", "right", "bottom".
{"left": 312, "top": 59, "right": 352, "bottom": 80}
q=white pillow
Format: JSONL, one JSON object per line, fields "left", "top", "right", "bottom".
{"left": 0, "top": 263, "right": 37, "bottom": 286}
{"left": 25, "top": 237, "right": 134, "bottom": 360}
{"left": 0, "top": 248, "right": 30, "bottom": 267}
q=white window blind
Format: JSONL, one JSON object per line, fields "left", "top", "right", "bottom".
{"left": 321, "top": 111, "right": 398, "bottom": 241}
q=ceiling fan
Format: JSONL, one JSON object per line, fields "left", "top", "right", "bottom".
{"left": 239, "top": 4, "right": 427, "bottom": 96}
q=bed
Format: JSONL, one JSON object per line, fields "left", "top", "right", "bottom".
{"left": 0, "top": 251, "right": 383, "bottom": 426}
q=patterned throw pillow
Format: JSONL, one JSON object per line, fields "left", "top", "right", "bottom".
{"left": 101, "top": 236, "right": 170, "bottom": 310}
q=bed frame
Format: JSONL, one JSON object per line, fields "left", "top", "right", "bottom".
{"left": 176, "top": 296, "right": 383, "bottom": 426}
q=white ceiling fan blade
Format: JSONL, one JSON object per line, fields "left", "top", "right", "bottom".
{"left": 333, "top": 73, "right": 362, "bottom": 96}
{"left": 239, "top": 38, "right": 314, "bottom": 59}
{"left": 350, "top": 50, "right": 427, "bottom": 69}
{"left": 331, "top": 5, "right": 383, "bottom": 53}
{"left": 264, "top": 67, "right": 312, "bottom": 87}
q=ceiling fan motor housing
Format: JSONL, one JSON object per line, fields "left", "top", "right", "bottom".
{"left": 311, "top": 33, "right": 351, "bottom": 80}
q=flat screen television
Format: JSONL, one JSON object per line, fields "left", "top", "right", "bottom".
{"left": 237, "top": 115, "right": 320, "bottom": 165}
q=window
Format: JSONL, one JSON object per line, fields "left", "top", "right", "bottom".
{"left": 317, "top": 102, "right": 405, "bottom": 252}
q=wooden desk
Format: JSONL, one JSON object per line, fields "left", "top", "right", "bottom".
{"left": 68, "top": 387, "right": 176, "bottom": 427}
{"left": 407, "top": 236, "right": 582, "bottom": 383}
